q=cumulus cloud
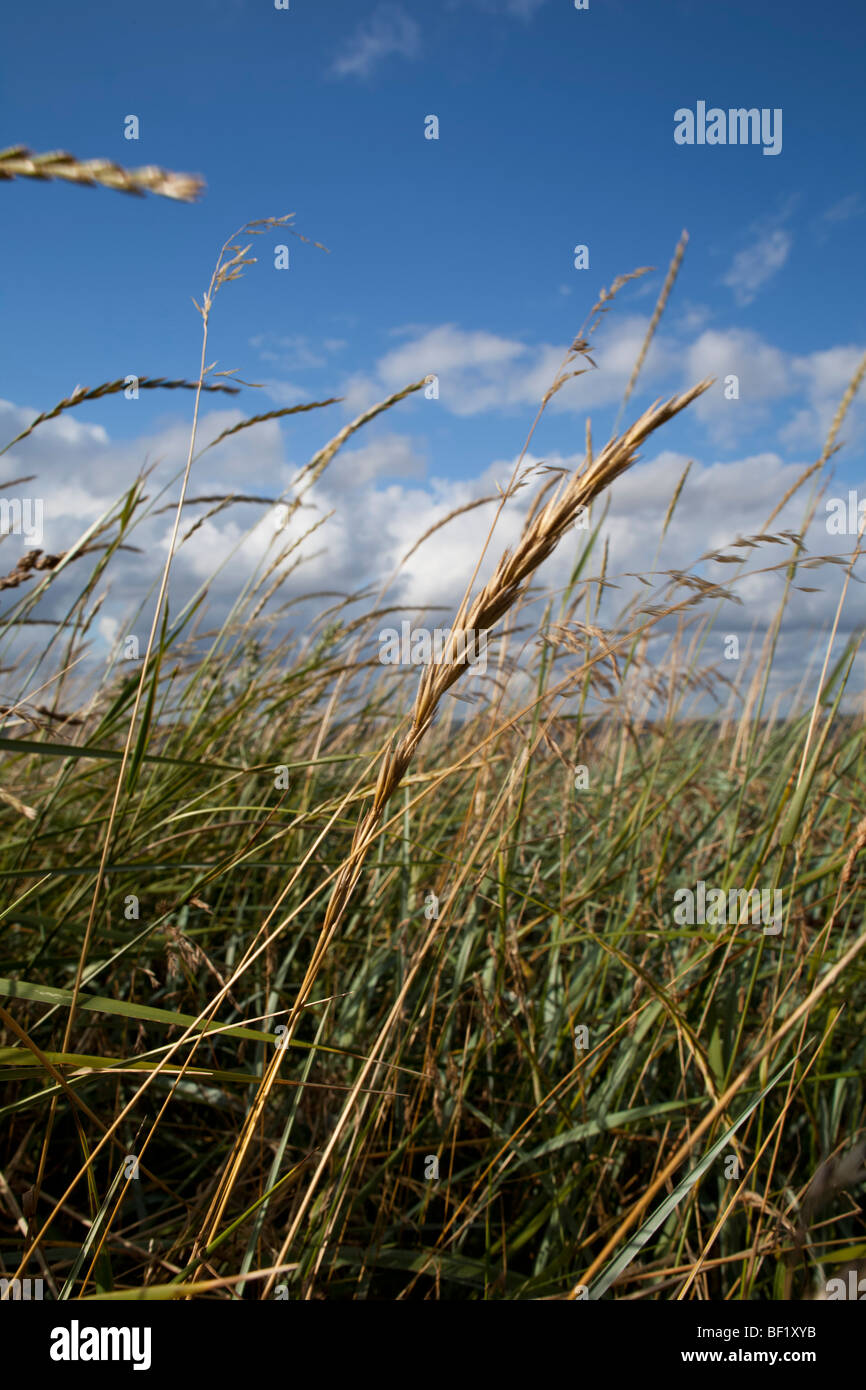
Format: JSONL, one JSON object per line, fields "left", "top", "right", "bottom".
{"left": 370, "top": 316, "right": 675, "bottom": 417}
{"left": 296, "top": 440, "right": 865, "bottom": 711}
{"left": 328, "top": 431, "right": 427, "bottom": 488}
{"left": 0, "top": 396, "right": 294, "bottom": 645}
{"left": 682, "top": 327, "right": 790, "bottom": 435}
{"left": 666, "top": 328, "right": 864, "bottom": 451}
{"left": 2, "top": 318, "right": 864, "bottom": 715}
{"left": 273, "top": 312, "right": 865, "bottom": 461}
{"left": 785, "top": 345, "right": 866, "bottom": 448}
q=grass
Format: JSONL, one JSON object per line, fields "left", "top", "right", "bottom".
{"left": 1, "top": 192, "right": 866, "bottom": 1301}
{"left": 0, "top": 146, "right": 204, "bottom": 201}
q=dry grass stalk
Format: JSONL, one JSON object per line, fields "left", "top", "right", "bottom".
{"left": 2, "top": 376, "right": 240, "bottom": 457}
{"left": 0, "top": 549, "right": 65, "bottom": 591}
{"left": 194, "top": 397, "right": 343, "bottom": 459}
{"left": 0, "top": 785, "right": 37, "bottom": 819}
{"left": 613, "top": 229, "right": 688, "bottom": 435}
{"left": 199, "top": 376, "right": 714, "bottom": 1254}
{"left": 0, "top": 145, "right": 204, "bottom": 201}
{"left": 0, "top": 700, "right": 83, "bottom": 728}
{"left": 0, "top": 542, "right": 141, "bottom": 591}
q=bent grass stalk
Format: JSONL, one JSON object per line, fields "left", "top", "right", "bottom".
{"left": 200, "top": 376, "right": 714, "bottom": 1269}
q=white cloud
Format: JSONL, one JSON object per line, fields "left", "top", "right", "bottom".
{"left": 679, "top": 330, "right": 866, "bottom": 449}
{"left": 250, "top": 333, "right": 346, "bottom": 372}
{"left": 682, "top": 328, "right": 790, "bottom": 433}
{"left": 302, "top": 309, "right": 866, "bottom": 464}
{"left": 330, "top": 4, "right": 420, "bottom": 79}
{"left": 722, "top": 229, "right": 791, "bottom": 306}
{"left": 98, "top": 615, "right": 120, "bottom": 648}
{"left": 369, "top": 316, "right": 675, "bottom": 417}
{"left": 329, "top": 431, "right": 427, "bottom": 487}
{"left": 2, "top": 393, "right": 864, "bottom": 713}
{"left": 327, "top": 314, "right": 865, "bottom": 460}
{"left": 782, "top": 345, "right": 866, "bottom": 449}
{"left": 339, "top": 372, "right": 384, "bottom": 415}
{"left": 672, "top": 302, "right": 712, "bottom": 336}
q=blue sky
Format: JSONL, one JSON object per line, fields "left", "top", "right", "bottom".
{"left": 1, "top": 0, "right": 865, "bottom": 702}
{"left": 3, "top": 0, "right": 864, "bottom": 458}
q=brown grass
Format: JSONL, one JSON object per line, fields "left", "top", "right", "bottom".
{"left": 0, "top": 145, "right": 204, "bottom": 201}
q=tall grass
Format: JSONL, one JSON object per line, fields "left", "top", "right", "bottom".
{"left": 1, "top": 193, "right": 865, "bottom": 1300}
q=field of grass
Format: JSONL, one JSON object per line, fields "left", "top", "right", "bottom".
{"left": 2, "top": 162, "right": 866, "bottom": 1301}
